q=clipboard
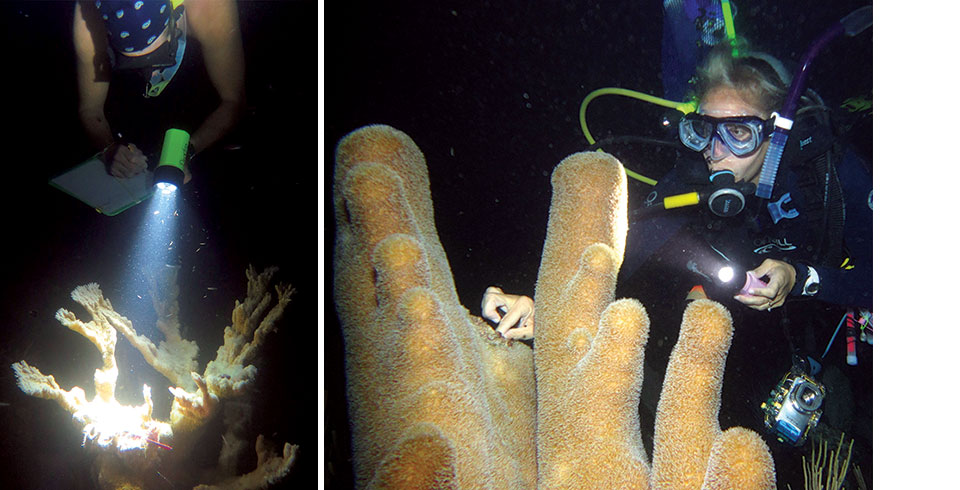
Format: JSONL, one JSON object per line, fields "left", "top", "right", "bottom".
{"left": 49, "top": 154, "right": 155, "bottom": 216}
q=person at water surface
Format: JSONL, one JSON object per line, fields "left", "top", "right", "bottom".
{"left": 73, "top": 0, "right": 245, "bottom": 182}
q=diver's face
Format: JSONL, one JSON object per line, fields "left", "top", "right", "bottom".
{"left": 698, "top": 86, "right": 769, "bottom": 184}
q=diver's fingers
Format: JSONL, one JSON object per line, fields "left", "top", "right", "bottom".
{"left": 118, "top": 144, "right": 148, "bottom": 170}
{"left": 503, "top": 322, "right": 534, "bottom": 340}
{"left": 746, "top": 283, "right": 778, "bottom": 299}
{"left": 110, "top": 158, "right": 135, "bottom": 178}
{"left": 496, "top": 296, "right": 534, "bottom": 336}
{"left": 751, "top": 258, "right": 779, "bottom": 276}
{"left": 496, "top": 307, "right": 523, "bottom": 336}
{"left": 115, "top": 144, "right": 136, "bottom": 161}
{"left": 506, "top": 308, "right": 535, "bottom": 340}
{"left": 772, "top": 282, "right": 792, "bottom": 308}
{"left": 734, "top": 293, "right": 768, "bottom": 309}
{"left": 111, "top": 146, "right": 144, "bottom": 176}
{"left": 113, "top": 158, "right": 144, "bottom": 178}
{"left": 481, "top": 287, "right": 506, "bottom": 322}
{"left": 127, "top": 144, "right": 148, "bottom": 166}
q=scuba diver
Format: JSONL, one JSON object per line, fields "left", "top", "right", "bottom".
{"left": 484, "top": 4, "right": 873, "bottom": 452}
{"left": 73, "top": 0, "right": 245, "bottom": 183}
{"left": 618, "top": 40, "right": 872, "bottom": 312}
{"left": 484, "top": 5, "right": 872, "bottom": 339}
{"left": 484, "top": 38, "right": 871, "bottom": 327}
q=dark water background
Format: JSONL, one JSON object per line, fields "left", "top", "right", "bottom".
{"left": 325, "top": 1, "right": 873, "bottom": 489}
{"left": 1, "top": 1, "right": 317, "bottom": 488}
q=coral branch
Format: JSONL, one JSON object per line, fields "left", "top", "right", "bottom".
{"left": 169, "top": 372, "right": 219, "bottom": 434}
{"left": 54, "top": 284, "right": 120, "bottom": 402}
{"left": 11, "top": 265, "right": 298, "bottom": 489}
{"left": 104, "top": 264, "right": 202, "bottom": 390}
{"left": 11, "top": 360, "right": 86, "bottom": 414}
{"left": 203, "top": 267, "right": 296, "bottom": 399}
{"left": 193, "top": 435, "right": 299, "bottom": 490}
{"left": 532, "top": 151, "right": 651, "bottom": 489}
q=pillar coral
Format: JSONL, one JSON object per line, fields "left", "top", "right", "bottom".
{"left": 333, "top": 125, "right": 538, "bottom": 489}
{"left": 333, "top": 124, "right": 775, "bottom": 489}
{"left": 11, "top": 266, "right": 299, "bottom": 489}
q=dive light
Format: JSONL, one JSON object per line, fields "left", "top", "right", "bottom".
{"left": 686, "top": 238, "right": 768, "bottom": 298}
{"left": 716, "top": 265, "right": 768, "bottom": 296}
{"left": 154, "top": 128, "right": 190, "bottom": 195}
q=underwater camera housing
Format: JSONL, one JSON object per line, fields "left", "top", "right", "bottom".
{"left": 760, "top": 365, "right": 825, "bottom": 446}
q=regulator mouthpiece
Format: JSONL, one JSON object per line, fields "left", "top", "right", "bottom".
{"left": 154, "top": 128, "right": 190, "bottom": 195}
{"left": 707, "top": 170, "right": 752, "bottom": 217}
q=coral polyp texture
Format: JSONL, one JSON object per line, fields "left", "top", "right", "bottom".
{"left": 11, "top": 265, "right": 299, "bottom": 490}
{"left": 333, "top": 124, "right": 775, "bottom": 489}
{"left": 333, "top": 125, "right": 537, "bottom": 489}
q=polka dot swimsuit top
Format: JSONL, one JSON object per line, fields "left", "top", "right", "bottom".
{"left": 95, "top": 0, "right": 172, "bottom": 54}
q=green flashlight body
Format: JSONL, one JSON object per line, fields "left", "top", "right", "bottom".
{"left": 155, "top": 128, "right": 190, "bottom": 190}
{"left": 159, "top": 128, "right": 190, "bottom": 170}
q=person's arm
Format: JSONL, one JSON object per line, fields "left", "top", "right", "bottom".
{"left": 738, "top": 150, "right": 873, "bottom": 310}
{"left": 74, "top": 0, "right": 113, "bottom": 150}
{"left": 798, "top": 150, "right": 873, "bottom": 308}
{"left": 184, "top": 0, "right": 246, "bottom": 153}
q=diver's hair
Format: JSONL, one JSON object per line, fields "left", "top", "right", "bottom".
{"left": 693, "top": 40, "right": 790, "bottom": 116}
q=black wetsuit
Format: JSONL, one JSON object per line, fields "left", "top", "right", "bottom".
{"left": 618, "top": 114, "right": 872, "bottom": 310}
{"left": 617, "top": 114, "right": 874, "bottom": 460}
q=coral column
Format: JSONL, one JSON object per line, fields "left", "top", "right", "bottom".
{"left": 332, "top": 125, "right": 777, "bottom": 490}
{"left": 652, "top": 300, "right": 777, "bottom": 490}
{"left": 533, "top": 152, "right": 652, "bottom": 489}
{"left": 333, "top": 125, "right": 537, "bottom": 489}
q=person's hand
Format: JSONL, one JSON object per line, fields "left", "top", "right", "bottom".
{"left": 105, "top": 142, "right": 148, "bottom": 178}
{"left": 734, "top": 259, "right": 797, "bottom": 311}
{"left": 481, "top": 286, "right": 534, "bottom": 340}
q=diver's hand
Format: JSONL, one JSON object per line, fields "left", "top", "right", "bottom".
{"left": 734, "top": 259, "right": 796, "bottom": 311}
{"left": 481, "top": 286, "right": 535, "bottom": 340}
{"left": 105, "top": 142, "right": 148, "bottom": 178}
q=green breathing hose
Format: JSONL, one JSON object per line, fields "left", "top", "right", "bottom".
{"left": 578, "top": 88, "right": 696, "bottom": 186}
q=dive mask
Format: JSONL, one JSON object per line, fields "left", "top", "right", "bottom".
{"left": 679, "top": 113, "right": 775, "bottom": 157}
